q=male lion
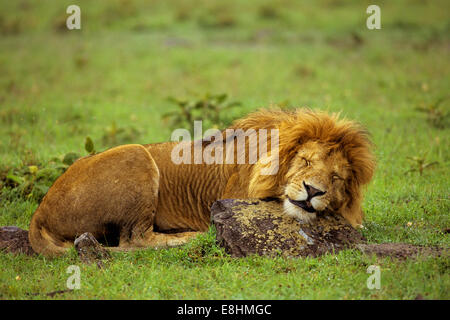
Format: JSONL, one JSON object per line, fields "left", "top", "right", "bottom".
{"left": 29, "top": 109, "right": 375, "bottom": 257}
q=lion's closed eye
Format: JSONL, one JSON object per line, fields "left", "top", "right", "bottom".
{"left": 302, "top": 158, "right": 311, "bottom": 167}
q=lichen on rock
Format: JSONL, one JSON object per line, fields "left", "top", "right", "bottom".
{"left": 211, "top": 198, "right": 365, "bottom": 258}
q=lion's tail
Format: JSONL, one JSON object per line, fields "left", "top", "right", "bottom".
{"left": 29, "top": 210, "right": 70, "bottom": 257}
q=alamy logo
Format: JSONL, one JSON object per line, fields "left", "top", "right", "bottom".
{"left": 66, "top": 265, "right": 81, "bottom": 290}
{"left": 366, "top": 265, "right": 381, "bottom": 290}
{"left": 66, "top": 5, "right": 81, "bottom": 30}
{"left": 170, "top": 121, "right": 279, "bottom": 175}
{"left": 366, "top": 5, "right": 381, "bottom": 30}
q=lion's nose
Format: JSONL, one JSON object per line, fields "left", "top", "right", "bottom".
{"left": 303, "top": 181, "right": 326, "bottom": 199}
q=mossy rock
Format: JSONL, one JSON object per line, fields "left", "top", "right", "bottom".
{"left": 211, "top": 198, "right": 365, "bottom": 258}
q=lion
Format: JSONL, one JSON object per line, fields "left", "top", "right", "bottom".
{"left": 29, "top": 109, "right": 375, "bottom": 257}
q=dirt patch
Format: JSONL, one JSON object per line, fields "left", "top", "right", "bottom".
{"left": 0, "top": 227, "right": 111, "bottom": 267}
{"left": 0, "top": 226, "right": 35, "bottom": 256}
{"left": 356, "top": 243, "right": 447, "bottom": 260}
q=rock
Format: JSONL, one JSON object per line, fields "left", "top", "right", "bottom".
{"left": 0, "top": 226, "right": 35, "bottom": 256}
{"left": 210, "top": 198, "right": 365, "bottom": 258}
{"left": 74, "top": 232, "right": 111, "bottom": 267}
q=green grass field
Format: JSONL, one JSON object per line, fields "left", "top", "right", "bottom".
{"left": 0, "top": 0, "right": 449, "bottom": 299}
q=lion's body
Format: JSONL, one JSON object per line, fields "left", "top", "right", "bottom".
{"left": 29, "top": 109, "right": 375, "bottom": 257}
{"left": 145, "top": 142, "right": 232, "bottom": 231}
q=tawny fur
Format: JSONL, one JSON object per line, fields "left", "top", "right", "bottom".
{"left": 29, "top": 109, "right": 375, "bottom": 257}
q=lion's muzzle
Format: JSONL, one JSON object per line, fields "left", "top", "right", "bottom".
{"left": 303, "top": 181, "right": 326, "bottom": 199}
{"left": 288, "top": 181, "right": 326, "bottom": 212}
{"left": 288, "top": 198, "right": 316, "bottom": 213}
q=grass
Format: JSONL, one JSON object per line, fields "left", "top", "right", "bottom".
{"left": 0, "top": 0, "right": 449, "bottom": 299}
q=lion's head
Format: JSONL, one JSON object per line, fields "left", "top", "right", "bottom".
{"left": 282, "top": 139, "right": 362, "bottom": 225}
{"left": 232, "top": 109, "right": 376, "bottom": 227}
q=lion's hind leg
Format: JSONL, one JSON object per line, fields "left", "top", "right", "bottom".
{"left": 29, "top": 144, "right": 160, "bottom": 257}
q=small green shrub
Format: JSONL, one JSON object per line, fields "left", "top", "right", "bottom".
{"left": 405, "top": 153, "right": 439, "bottom": 176}
{"left": 163, "top": 93, "right": 241, "bottom": 135}
{"left": 0, "top": 137, "right": 97, "bottom": 202}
